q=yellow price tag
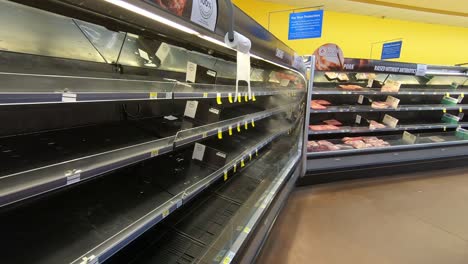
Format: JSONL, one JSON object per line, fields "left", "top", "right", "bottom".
{"left": 252, "top": 93, "right": 257, "bottom": 101}
{"left": 446, "top": 92, "right": 451, "bottom": 97}
{"left": 203, "top": 92, "right": 208, "bottom": 98}
{"left": 443, "top": 108, "right": 447, "bottom": 113}
{"left": 224, "top": 170, "right": 228, "bottom": 181}
{"left": 238, "top": 93, "right": 242, "bottom": 103}
{"left": 461, "top": 93, "right": 465, "bottom": 98}
{"left": 233, "top": 164, "right": 237, "bottom": 173}
{"left": 218, "top": 129, "right": 223, "bottom": 139}
{"left": 216, "top": 93, "right": 222, "bottom": 105}
{"left": 460, "top": 107, "right": 463, "bottom": 113}
{"left": 251, "top": 119, "right": 255, "bottom": 127}
{"left": 228, "top": 126, "right": 233, "bottom": 136}
{"left": 149, "top": 92, "right": 158, "bottom": 99}
{"left": 444, "top": 126, "right": 447, "bottom": 131}
{"left": 202, "top": 132, "right": 208, "bottom": 138}
{"left": 241, "top": 159, "right": 245, "bottom": 168}
{"left": 243, "top": 226, "right": 251, "bottom": 234}
{"left": 249, "top": 154, "right": 252, "bottom": 161}
{"left": 244, "top": 93, "right": 248, "bottom": 102}
{"left": 162, "top": 209, "right": 170, "bottom": 218}
{"left": 228, "top": 93, "right": 233, "bottom": 103}
{"left": 151, "top": 149, "right": 159, "bottom": 157}
{"left": 237, "top": 123, "right": 241, "bottom": 132}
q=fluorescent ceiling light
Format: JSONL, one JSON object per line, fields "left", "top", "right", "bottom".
{"left": 104, "top": 0, "right": 198, "bottom": 35}
{"left": 104, "top": 0, "right": 305, "bottom": 78}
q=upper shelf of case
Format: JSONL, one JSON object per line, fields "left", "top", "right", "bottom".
{"left": 6, "top": 0, "right": 306, "bottom": 75}
{"left": 0, "top": 71, "right": 303, "bottom": 106}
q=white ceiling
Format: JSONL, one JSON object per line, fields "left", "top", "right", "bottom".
{"left": 264, "top": 0, "right": 468, "bottom": 27}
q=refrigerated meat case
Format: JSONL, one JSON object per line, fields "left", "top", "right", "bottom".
{"left": 0, "top": 1, "right": 307, "bottom": 263}
{"left": 304, "top": 58, "right": 468, "bottom": 177}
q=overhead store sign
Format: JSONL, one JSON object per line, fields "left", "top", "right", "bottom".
{"left": 381, "top": 41, "right": 402, "bottom": 60}
{"left": 288, "top": 10, "right": 323, "bottom": 40}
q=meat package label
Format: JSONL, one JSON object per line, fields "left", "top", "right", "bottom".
{"left": 191, "top": 0, "right": 218, "bottom": 31}
{"left": 402, "top": 131, "right": 417, "bottom": 144}
{"left": 386, "top": 96, "right": 400, "bottom": 109}
{"left": 383, "top": 114, "right": 399, "bottom": 128}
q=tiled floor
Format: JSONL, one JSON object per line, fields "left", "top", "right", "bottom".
{"left": 256, "top": 167, "right": 468, "bottom": 264}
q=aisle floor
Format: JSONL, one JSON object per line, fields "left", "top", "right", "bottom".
{"left": 256, "top": 167, "right": 468, "bottom": 264}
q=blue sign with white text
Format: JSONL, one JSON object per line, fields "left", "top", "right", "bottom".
{"left": 288, "top": 10, "right": 323, "bottom": 40}
{"left": 381, "top": 41, "right": 402, "bottom": 60}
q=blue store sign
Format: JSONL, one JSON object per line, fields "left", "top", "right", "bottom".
{"left": 381, "top": 41, "right": 403, "bottom": 60}
{"left": 288, "top": 10, "right": 323, "bottom": 40}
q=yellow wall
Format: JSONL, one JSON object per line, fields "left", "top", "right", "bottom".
{"left": 233, "top": 0, "right": 468, "bottom": 66}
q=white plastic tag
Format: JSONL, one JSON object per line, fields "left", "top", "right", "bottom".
{"left": 186, "top": 62, "right": 197, "bottom": 83}
{"left": 192, "top": 143, "right": 206, "bottom": 161}
{"left": 184, "top": 100, "right": 198, "bottom": 118}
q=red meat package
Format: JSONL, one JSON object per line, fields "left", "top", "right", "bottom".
{"left": 323, "top": 119, "right": 342, "bottom": 126}
{"left": 312, "top": 100, "right": 331, "bottom": 106}
{"left": 311, "top": 102, "right": 327, "bottom": 110}
{"left": 309, "top": 125, "right": 340, "bottom": 131}
{"left": 338, "top": 84, "right": 363, "bottom": 91}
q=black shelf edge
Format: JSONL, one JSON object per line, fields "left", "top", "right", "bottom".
{"left": 307, "top": 139, "right": 468, "bottom": 158}
{"left": 308, "top": 123, "right": 468, "bottom": 135}
{"left": 310, "top": 104, "right": 468, "bottom": 114}
{"left": 312, "top": 88, "right": 468, "bottom": 96}
{"left": 306, "top": 143, "right": 468, "bottom": 173}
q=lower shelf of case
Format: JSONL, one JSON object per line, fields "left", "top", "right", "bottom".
{"left": 306, "top": 141, "right": 468, "bottom": 173}
{"left": 0, "top": 123, "right": 299, "bottom": 264}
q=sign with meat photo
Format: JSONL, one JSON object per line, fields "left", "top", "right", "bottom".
{"left": 313, "top": 43, "right": 344, "bottom": 71}
{"left": 145, "top": 0, "right": 218, "bottom": 31}
{"left": 147, "top": 0, "right": 191, "bottom": 17}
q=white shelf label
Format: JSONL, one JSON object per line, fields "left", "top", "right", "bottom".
{"left": 62, "top": 93, "right": 77, "bottom": 102}
{"left": 416, "top": 64, "right": 427, "bottom": 76}
{"left": 66, "top": 170, "right": 81, "bottom": 185}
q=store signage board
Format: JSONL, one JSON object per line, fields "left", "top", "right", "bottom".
{"left": 289, "top": 10, "right": 323, "bottom": 40}
{"left": 381, "top": 41, "right": 402, "bottom": 60}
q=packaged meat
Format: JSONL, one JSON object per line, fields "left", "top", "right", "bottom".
{"left": 342, "top": 137, "right": 364, "bottom": 142}
{"left": 355, "top": 73, "right": 377, "bottom": 80}
{"left": 323, "top": 119, "right": 343, "bottom": 126}
{"left": 312, "top": 100, "right": 332, "bottom": 105}
{"left": 369, "top": 120, "right": 386, "bottom": 129}
{"left": 371, "top": 101, "right": 390, "bottom": 109}
{"left": 335, "top": 144, "right": 355, "bottom": 150}
{"left": 309, "top": 125, "right": 340, "bottom": 131}
{"left": 337, "top": 73, "right": 349, "bottom": 81}
{"left": 428, "top": 136, "right": 446, "bottom": 143}
{"left": 311, "top": 102, "right": 327, "bottom": 110}
{"left": 338, "top": 84, "right": 363, "bottom": 91}
{"left": 325, "top": 72, "right": 338, "bottom": 80}
{"left": 381, "top": 80, "right": 401, "bottom": 92}
{"left": 308, "top": 140, "right": 340, "bottom": 152}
